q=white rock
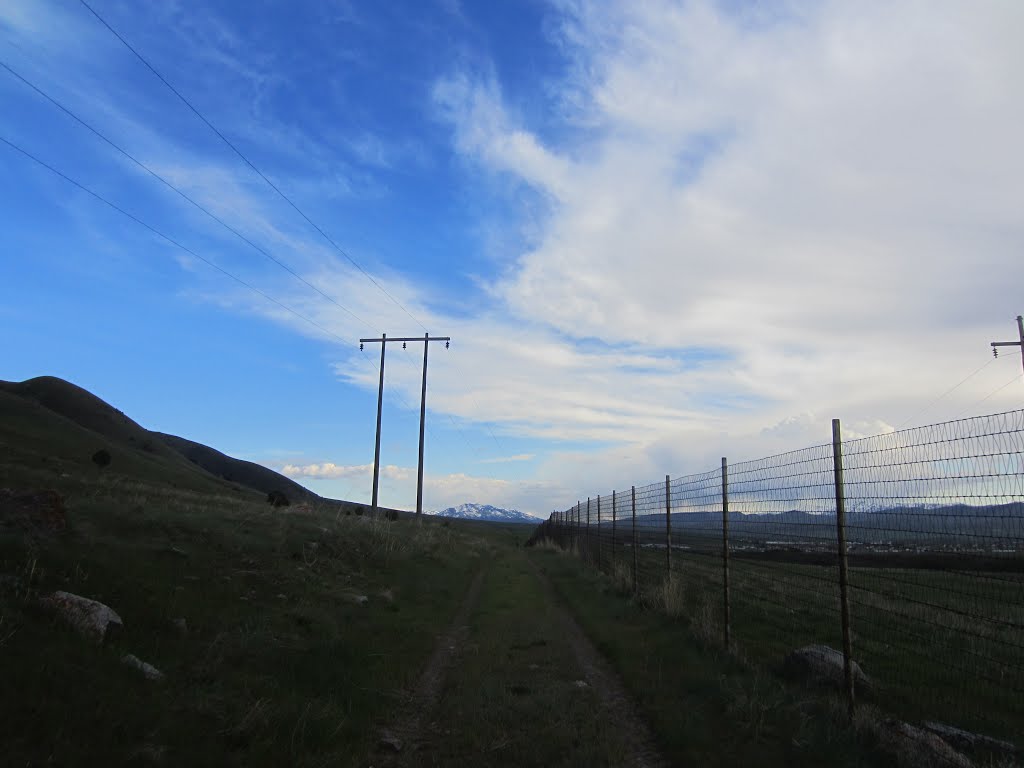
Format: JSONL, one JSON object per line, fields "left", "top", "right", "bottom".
{"left": 782, "top": 644, "right": 870, "bottom": 693}
{"left": 121, "top": 654, "right": 165, "bottom": 681}
{"left": 41, "top": 591, "right": 122, "bottom": 644}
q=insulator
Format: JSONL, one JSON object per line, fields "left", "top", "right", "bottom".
{"left": 403, "top": 341, "right": 406, "bottom": 349}
{"left": 993, "top": 347, "right": 999, "bottom": 358}
{"left": 359, "top": 342, "right": 363, "bottom": 352}
{"left": 445, "top": 340, "right": 450, "bottom": 349}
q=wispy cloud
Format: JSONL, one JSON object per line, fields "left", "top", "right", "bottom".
{"left": 478, "top": 453, "right": 535, "bottom": 464}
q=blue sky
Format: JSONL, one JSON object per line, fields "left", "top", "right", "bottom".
{"left": 2, "top": 1, "right": 1023, "bottom": 517}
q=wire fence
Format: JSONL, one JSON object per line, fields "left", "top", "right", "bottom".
{"left": 530, "top": 411, "right": 1024, "bottom": 744}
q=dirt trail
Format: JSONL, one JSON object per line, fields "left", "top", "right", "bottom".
{"left": 374, "top": 567, "right": 486, "bottom": 765}
{"left": 527, "top": 556, "right": 670, "bottom": 768}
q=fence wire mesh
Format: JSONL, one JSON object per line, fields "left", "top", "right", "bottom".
{"left": 534, "top": 410, "right": 1024, "bottom": 743}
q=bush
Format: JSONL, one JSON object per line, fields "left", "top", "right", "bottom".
{"left": 91, "top": 449, "right": 111, "bottom": 469}
{"left": 266, "top": 490, "right": 290, "bottom": 508}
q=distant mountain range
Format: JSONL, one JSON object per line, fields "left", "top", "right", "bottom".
{"left": 550, "top": 503, "right": 1024, "bottom": 549}
{"left": 428, "top": 503, "right": 539, "bottom": 524}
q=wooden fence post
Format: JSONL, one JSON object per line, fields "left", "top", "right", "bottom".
{"left": 586, "top": 497, "right": 591, "bottom": 565}
{"left": 665, "top": 475, "right": 672, "bottom": 579}
{"left": 832, "top": 418, "right": 856, "bottom": 718}
{"left": 721, "top": 457, "right": 731, "bottom": 650}
{"left": 631, "top": 486, "right": 638, "bottom": 595}
{"left": 611, "top": 490, "right": 617, "bottom": 577}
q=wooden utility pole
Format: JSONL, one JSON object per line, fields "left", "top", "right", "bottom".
{"left": 359, "top": 333, "right": 450, "bottom": 517}
{"left": 990, "top": 315, "right": 1024, "bottom": 376}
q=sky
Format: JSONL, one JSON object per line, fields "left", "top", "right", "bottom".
{"left": 2, "top": 0, "right": 1023, "bottom": 519}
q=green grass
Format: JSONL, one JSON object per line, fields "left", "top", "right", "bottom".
{"left": 530, "top": 545, "right": 898, "bottom": 768}
{"left": 0, "top": 470, "right": 492, "bottom": 767}
{"left": 561, "top": 526, "right": 1023, "bottom": 748}
{"left": 417, "top": 547, "right": 633, "bottom": 767}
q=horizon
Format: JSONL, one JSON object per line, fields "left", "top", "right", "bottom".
{"left": 3, "top": 1, "right": 1023, "bottom": 518}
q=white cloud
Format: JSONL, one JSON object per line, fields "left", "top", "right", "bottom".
{"left": 478, "top": 453, "right": 536, "bottom": 464}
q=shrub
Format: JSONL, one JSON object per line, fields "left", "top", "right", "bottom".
{"left": 91, "top": 449, "right": 111, "bottom": 469}
{"left": 266, "top": 490, "right": 290, "bottom": 508}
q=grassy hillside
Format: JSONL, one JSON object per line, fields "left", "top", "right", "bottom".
{"left": 0, "top": 471, "right": 489, "bottom": 765}
{"left": 0, "top": 376, "right": 309, "bottom": 501}
{"left": 156, "top": 432, "right": 312, "bottom": 501}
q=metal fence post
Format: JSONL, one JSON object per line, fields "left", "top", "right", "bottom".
{"left": 597, "top": 494, "right": 602, "bottom": 572}
{"left": 721, "top": 457, "right": 731, "bottom": 651}
{"left": 665, "top": 474, "right": 672, "bottom": 579}
{"left": 631, "top": 486, "right": 638, "bottom": 595}
{"left": 576, "top": 501, "right": 581, "bottom": 554}
{"left": 832, "top": 418, "right": 856, "bottom": 718}
{"left": 611, "top": 490, "right": 617, "bottom": 577}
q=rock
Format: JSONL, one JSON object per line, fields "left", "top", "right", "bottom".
{"left": 121, "top": 654, "right": 165, "bottom": 681}
{"left": 921, "top": 722, "right": 1019, "bottom": 759}
{"left": 379, "top": 732, "right": 402, "bottom": 752}
{"left": 0, "top": 488, "right": 67, "bottom": 534}
{"left": 129, "top": 743, "right": 167, "bottom": 763}
{"left": 40, "top": 591, "right": 122, "bottom": 644}
{"left": 875, "top": 719, "right": 973, "bottom": 768}
{"left": 782, "top": 644, "right": 870, "bottom": 693}
{"left": 573, "top": 680, "right": 588, "bottom": 688}
{"left": 170, "top": 617, "right": 188, "bottom": 636}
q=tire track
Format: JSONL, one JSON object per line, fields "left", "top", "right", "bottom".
{"left": 527, "top": 556, "right": 671, "bottom": 768}
{"left": 374, "top": 567, "right": 486, "bottom": 765}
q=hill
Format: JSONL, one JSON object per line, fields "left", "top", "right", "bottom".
{"left": 0, "top": 375, "right": 311, "bottom": 501}
{"left": 155, "top": 432, "right": 312, "bottom": 501}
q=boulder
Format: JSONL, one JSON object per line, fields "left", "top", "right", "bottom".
{"left": 121, "top": 654, "right": 164, "bottom": 681}
{"left": 782, "top": 644, "right": 870, "bottom": 693}
{"left": 41, "top": 591, "right": 122, "bottom": 644}
{"left": 0, "top": 488, "right": 67, "bottom": 533}
{"left": 875, "top": 719, "right": 973, "bottom": 768}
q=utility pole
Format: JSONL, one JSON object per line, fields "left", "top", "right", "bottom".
{"left": 359, "top": 333, "right": 450, "bottom": 517}
{"left": 990, "top": 315, "right": 1024, "bottom": 376}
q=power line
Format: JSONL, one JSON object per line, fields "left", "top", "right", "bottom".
{"left": 952, "top": 371, "right": 1023, "bottom": 420}
{"left": 897, "top": 356, "right": 997, "bottom": 428}
{"left": 77, "top": 0, "right": 508, "bottom": 456}
{"left": 0, "top": 134, "right": 350, "bottom": 347}
{"left": 1, "top": 140, "right": 468, "bottom": 514}
{"left": 77, "top": 0, "right": 423, "bottom": 332}
{"left": 3, "top": 56, "right": 480, "bottom": 457}
{"left": 0, "top": 59, "right": 372, "bottom": 331}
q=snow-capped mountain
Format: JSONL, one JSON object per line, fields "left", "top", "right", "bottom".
{"left": 427, "top": 503, "right": 540, "bottom": 524}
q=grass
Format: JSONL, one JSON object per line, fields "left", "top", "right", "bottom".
{"left": 530, "top": 545, "right": 896, "bottom": 767}
{"left": 0, "top": 468, "right": 492, "bottom": 767}
{"left": 564, "top": 526, "right": 1023, "bottom": 746}
{"left": 415, "top": 546, "right": 633, "bottom": 767}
